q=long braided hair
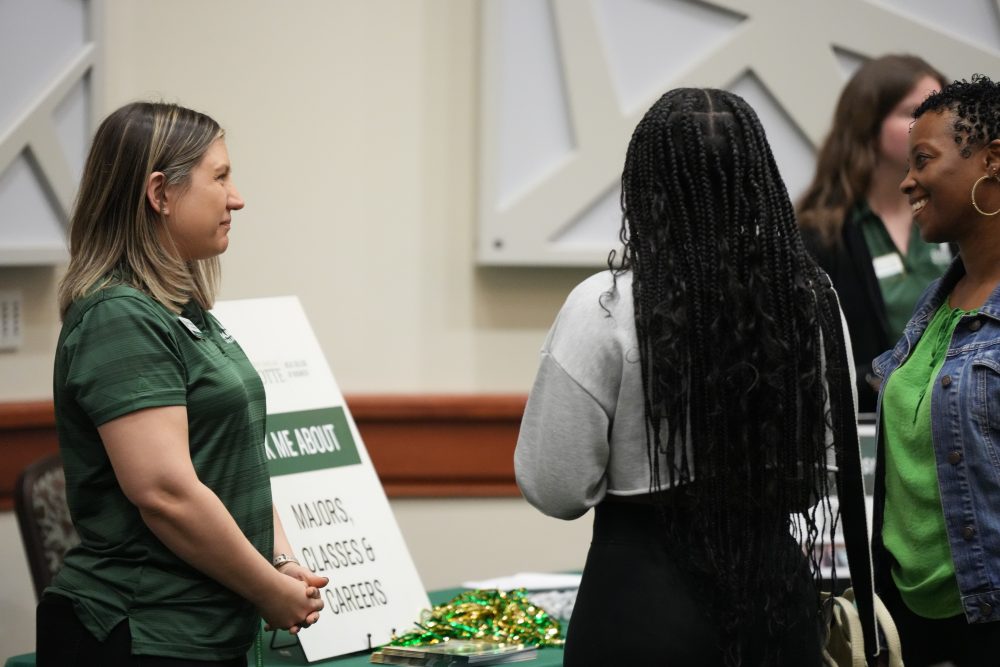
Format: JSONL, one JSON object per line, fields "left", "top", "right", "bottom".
{"left": 613, "top": 88, "right": 852, "bottom": 665}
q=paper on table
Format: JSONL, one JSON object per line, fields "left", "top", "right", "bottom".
{"left": 461, "top": 572, "right": 582, "bottom": 591}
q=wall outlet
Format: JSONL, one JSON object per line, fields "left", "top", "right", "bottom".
{"left": 0, "top": 290, "right": 23, "bottom": 351}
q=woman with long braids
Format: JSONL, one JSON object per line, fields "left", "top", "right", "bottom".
{"left": 515, "top": 88, "right": 857, "bottom": 666}
{"left": 870, "top": 75, "right": 1000, "bottom": 666}
{"left": 798, "top": 55, "right": 948, "bottom": 413}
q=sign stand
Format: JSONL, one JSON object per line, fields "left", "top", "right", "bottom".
{"left": 212, "top": 297, "right": 430, "bottom": 662}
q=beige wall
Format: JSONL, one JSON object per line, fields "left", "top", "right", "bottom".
{"left": 0, "top": 0, "right": 594, "bottom": 400}
{"left": 0, "top": 1, "right": 595, "bottom": 659}
{"left": 102, "top": 0, "right": 595, "bottom": 394}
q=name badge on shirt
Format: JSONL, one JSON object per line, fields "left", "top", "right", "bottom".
{"left": 177, "top": 316, "right": 205, "bottom": 338}
{"left": 930, "top": 243, "right": 953, "bottom": 266}
{"left": 872, "top": 253, "right": 904, "bottom": 279}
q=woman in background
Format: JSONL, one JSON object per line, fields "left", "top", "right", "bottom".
{"left": 872, "top": 75, "right": 1000, "bottom": 667}
{"left": 798, "top": 54, "right": 948, "bottom": 412}
{"left": 516, "top": 88, "right": 857, "bottom": 666}
{"left": 37, "top": 102, "right": 326, "bottom": 666}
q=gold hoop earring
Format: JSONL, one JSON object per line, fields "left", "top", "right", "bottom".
{"left": 972, "top": 174, "right": 1000, "bottom": 216}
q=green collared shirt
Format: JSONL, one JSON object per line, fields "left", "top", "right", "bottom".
{"left": 856, "top": 203, "right": 952, "bottom": 340}
{"left": 49, "top": 283, "right": 271, "bottom": 659}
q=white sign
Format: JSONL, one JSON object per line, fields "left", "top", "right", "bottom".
{"left": 212, "top": 296, "right": 430, "bottom": 661}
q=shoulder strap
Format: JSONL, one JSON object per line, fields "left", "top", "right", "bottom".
{"left": 833, "top": 356, "right": 879, "bottom": 665}
{"left": 819, "top": 273, "right": 879, "bottom": 666}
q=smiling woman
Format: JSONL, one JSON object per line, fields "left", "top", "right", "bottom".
{"left": 150, "top": 138, "right": 244, "bottom": 262}
{"left": 871, "top": 75, "right": 1000, "bottom": 667}
{"left": 39, "top": 102, "right": 326, "bottom": 667}
{"left": 901, "top": 94, "right": 1000, "bottom": 248}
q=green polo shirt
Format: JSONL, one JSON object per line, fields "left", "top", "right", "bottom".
{"left": 881, "top": 302, "right": 967, "bottom": 619}
{"left": 49, "top": 283, "right": 272, "bottom": 660}
{"left": 856, "top": 203, "right": 952, "bottom": 340}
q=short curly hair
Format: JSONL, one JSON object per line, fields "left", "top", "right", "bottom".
{"left": 915, "top": 74, "right": 1000, "bottom": 157}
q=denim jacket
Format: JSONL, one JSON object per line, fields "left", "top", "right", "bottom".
{"left": 871, "top": 257, "right": 1000, "bottom": 623}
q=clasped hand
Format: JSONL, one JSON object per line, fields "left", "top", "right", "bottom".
{"left": 261, "top": 562, "right": 329, "bottom": 634}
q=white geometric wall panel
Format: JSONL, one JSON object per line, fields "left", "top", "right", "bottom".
{"left": 478, "top": 0, "right": 1000, "bottom": 266}
{"left": 0, "top": 0, "right": 102, "bottom": 265}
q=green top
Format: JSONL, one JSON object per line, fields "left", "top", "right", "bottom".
{"left": 856, "top": 203, "right": 952, "bottom": 340}
{"left": 49, "top": 284, "right": 272, "bottom": 660}
{"left": 881, "top": 301, "right": 969, "bottom": 619}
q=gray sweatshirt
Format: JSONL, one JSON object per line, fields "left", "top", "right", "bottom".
{"left": 514, "top": 270, "right": 855, "bottom": 520}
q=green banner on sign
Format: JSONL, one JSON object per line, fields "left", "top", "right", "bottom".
{"left": 264, "top": 407, "right": 361, "bottom": 476}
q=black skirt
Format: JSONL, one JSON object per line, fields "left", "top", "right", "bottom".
{"left": 562, "top": 501, "right": 822, "bottom": 667}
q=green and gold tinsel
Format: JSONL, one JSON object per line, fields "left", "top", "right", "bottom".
{"left": 387, "top": 589, "right": 562, "bottom": 648}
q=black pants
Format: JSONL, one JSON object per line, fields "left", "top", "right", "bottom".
{"left": 563, "top": 502, "right": 822, "bottom": 667}
{"left": 880, "top": 576, "right": 1000, "bottom": 667}
{"left": 36, "top": 593, "right": 248, "bottom": 667}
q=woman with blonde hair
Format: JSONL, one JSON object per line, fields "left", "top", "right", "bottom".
{"left": 37, "top": 102, "right": 326, "bottom": 666}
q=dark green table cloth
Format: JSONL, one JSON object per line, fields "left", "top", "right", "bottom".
{"left": 5, "top": 587, "right": 566, "bottom": 667}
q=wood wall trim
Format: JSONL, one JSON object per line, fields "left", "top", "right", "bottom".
{"left": 347, "top": 394, "right": 528, "bottom": 421}
{"left": 0, "top": 401, "right": 55, "bottom": 429}
{"left": 0, "top": 395, "right": 528, "bottom": 511}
